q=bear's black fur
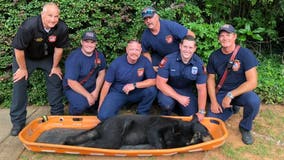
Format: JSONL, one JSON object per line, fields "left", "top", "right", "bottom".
{"left": 64, "top": 114, "right": 212, "bottom": 149}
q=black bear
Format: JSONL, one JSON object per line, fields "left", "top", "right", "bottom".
{"left": 64, "top": 114, "right": 212, "bottom": 149}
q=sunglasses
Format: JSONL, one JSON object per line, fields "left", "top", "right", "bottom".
{"left": 142, "top": 10, "right": 156, "bottom": 18}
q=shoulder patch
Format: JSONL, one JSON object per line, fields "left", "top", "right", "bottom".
{"left": 159, "top": 57, "right": 168, "bottom": 68}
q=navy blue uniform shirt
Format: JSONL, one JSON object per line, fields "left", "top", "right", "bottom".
{"left": 105, "top": 54, "right": 156, "bottom": 93}
{"left": 207, "top": 47, "right": 258, "bottom": 91}
{"left": 158, "top": 52, "right": 207, "bottom": 90}
{"left": 63, "top": 48, "right": 107, "bottom": 91}
{"left": 141, "top": 19, "right": 188, "bottom": 57}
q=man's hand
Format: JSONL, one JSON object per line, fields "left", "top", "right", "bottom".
{"left": 196, "top": 113, "right": 205, "bottom": 121}
{"left": 91, "top": 91, "right": 99, "bottom": 102}
{"left": 122, "top": 83, "right": 135, "bottom": 95}
{"left": 153, "top": 66, "right": 159, "bottom": 72}
{"left": 49, "top": 66, "right": 63, "bottom": 79}
{"left": 177, "top": 95, "right": 190, "bottom": 107}
{"left": 86, "top": 94, "right": 96, "bottom": 106}
{"left": 222, "top": 96, "right": 232, "bottom": 109}
{"left": 13, "top": 68, "right": 28, "bottom": 83}
{"left": 210, "top": 102, "right": 223, "bottom": 113}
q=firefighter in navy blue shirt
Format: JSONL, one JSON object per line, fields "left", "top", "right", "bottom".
{"left": 141, "top": 6, "right": 195, "bottom": 71}
{"left": 63, "top": 31, "right": 106, "bottom": 115}
{"left": 98, "top": 40, "right": 157, "bottom": 121}
{"left": 156, "top": 36, "right": 207, "bottom": 120}
{"left": 10, "top": 2, "right": 69, "bottom": 136}
{"left": 207, "top": 24, "right": 260, "bottom": 145}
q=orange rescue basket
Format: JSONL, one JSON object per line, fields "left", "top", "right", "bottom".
{"left": 19, "top": 115, "right": 228, "bottom": 157}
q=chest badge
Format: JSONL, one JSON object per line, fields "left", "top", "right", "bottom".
{"left": 232, "top": 59, "right": 241, "bottom": 71}
{"left": 191, "top": 66, "right": 198, "bottom": 75}
{"left": 137, "top": 68, "right": 144, "bottom": 77}
{"left": 35, "top": 37, "right": 43, "bottom": 42}
{"left": 165, "top": 35, "right": 173, "bottom": 44}
{"left": 48, "top": 35, "right": 57, "bottom": 42}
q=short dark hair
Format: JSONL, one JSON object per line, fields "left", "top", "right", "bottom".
{"left": 180, "top": 35, "right": 196, "bottom": 45}
{"left": 127, "top": 39, "right": 141, "bottom": 45}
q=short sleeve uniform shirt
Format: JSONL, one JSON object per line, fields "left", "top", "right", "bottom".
{"left": 158, "top": 52, "right": 207, "bottom": 90}
{"left": 105, "top": 54, "right": 156, "bottom": 93}
{"left": 63, "top": 48, "right": 107, "bottom": 91}
{"left": 207, "top": 47, "right": 258, "bottom": 91}
{"left": 141, "top": 19, "right": 188, "bottom": 57}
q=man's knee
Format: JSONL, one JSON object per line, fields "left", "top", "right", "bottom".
{"left": 158, "top": 99, "right": 175, "bottom": 110}
{"left": 143, "top": 86, "right": 157, "bottom": 98}
{"left": 69, "top": 106, "right": 85, "bottom": 115}
{"left": 69, "top": 105, "right": 88, "bottom": 115}
{"left": 250, "top": 96, "right": 260, "bottom": 107}
{"left": 157, "top": 92, "right": 175, "bottom": 115}
{"left": 51, "top": 103, "right": 64, "bottom": 115}
{"left": 157, "top": 91, "right": 174, "bottom": 106}
{"left": 243, "top": 92, "right": 261, "bottom": 109}
{"left": 98, "top": 111, "right": 112, "bottom": 121}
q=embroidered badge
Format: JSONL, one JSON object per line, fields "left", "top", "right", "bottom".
{"left": 159, "top": 57, "right": 168, "bottom": 68}
{"left": 94, "top": 58, "right": 101, "bottom": 67}
{"left": 191, "top": 66, "right": 198, "bottom": 75}
{"left": 48, "top": 35, "right": 57, "bottom": 42}
{"left": 165, "top": 35, "right": 173, "bottom": 44}
{"left": 35, "top": 37, "right": 43, "bottom": 42}
{"left": 232, "top": 59, "right": 241, "bottom": 71}
{"left": 137, "top": 68, "right": 144, "bottom": 77}
{"left": 96, "top": 58, "right": 101, "bottom": 65}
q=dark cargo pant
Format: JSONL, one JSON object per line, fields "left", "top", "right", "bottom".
{"left": 10, "top": 56, "right": 64, "bottom": 127}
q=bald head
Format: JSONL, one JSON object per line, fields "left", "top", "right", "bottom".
{"left": 42, "top": 2, "right": 60, "bottom": 14}
{"left": 41, "top": 2, "right": 60, "bottom": 29}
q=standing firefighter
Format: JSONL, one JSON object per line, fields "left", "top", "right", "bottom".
{"left": 10, "top": 2, "right": 69, "bottom": 136}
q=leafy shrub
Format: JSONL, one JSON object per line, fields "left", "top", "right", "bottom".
{"left": 256, "top": 54, "right": 284, "bottom": 104}
{"left": 0, "top": 0, "right": 283, "bottom": 108}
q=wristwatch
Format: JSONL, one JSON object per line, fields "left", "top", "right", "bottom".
{"left": 133, "top": 82, "right": 137, "bottom": 89}
{"left": 198, "top": 109, "right": 206, "bottom": 115}
{"left": 226, "top": 92, "right": 234, "bottom": 99}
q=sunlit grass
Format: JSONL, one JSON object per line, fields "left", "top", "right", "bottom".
{"left": 254, "top": 107, "right": 284, "bottom": 141}
{"left": 221, "top": 143, "right": 248, "bottom": 160}
{"left": 221, "top": 106, "right": 284, "bottom": 160}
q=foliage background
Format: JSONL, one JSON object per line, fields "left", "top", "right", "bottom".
{"left": 0, "top": 0, "right": 283, "bottom": 107}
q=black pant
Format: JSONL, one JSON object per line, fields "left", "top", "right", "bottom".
{"left": 10, "top": 56, "right": 64, "bottom": 127}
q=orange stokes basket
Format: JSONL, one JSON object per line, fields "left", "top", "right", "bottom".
{"left": 19, "top": 116, "right": 228, "bottom": 157}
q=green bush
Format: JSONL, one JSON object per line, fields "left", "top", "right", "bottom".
{"left": 0, "top": 0, "right": 283, "bottom": 108}
{"left": 256, "top": 54, "right": 284, "bottom": 104}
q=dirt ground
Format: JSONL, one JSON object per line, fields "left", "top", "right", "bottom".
{"left": 19, "top": 104, "right": 284, "bottom": 160}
